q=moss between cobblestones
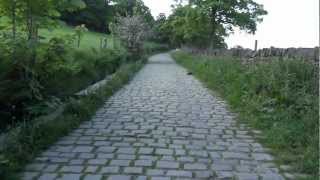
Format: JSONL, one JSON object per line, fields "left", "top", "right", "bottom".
{"left": 0, "top": 59, "right": 146, "bottom": 180}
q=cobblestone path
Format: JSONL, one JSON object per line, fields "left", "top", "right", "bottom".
{"left": 22, "top": 53, "right": 284, "bottom": 180}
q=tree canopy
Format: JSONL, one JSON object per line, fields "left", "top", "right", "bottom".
{"left": 60, "top": 0, "right": 154, "bottom": 33}
{"left": 0, "top": 0, "right": 86, "bottom": 40}
{"left": 160, "top": 0, "right": 267, "bottom": 48}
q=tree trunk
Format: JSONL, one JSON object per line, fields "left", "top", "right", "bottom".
{"left": 11, "top": 1, "right": 17, "bottom": 40}
{"left": 210, "top": 7, "right": 217, "bottom": 48}
{"left": 11, "top": 1, "right": 17, "bottom": 63}
{"left": 77, "top": 34, "right": 81, "bottom": 48}
{"left": 26, "top": 0, "right": 32, "bottom": 41}
{"left": 30, "top": 25, "right": 38, "bottom": 66}
{"left": 25, "top": 0, "right": 38, "bottom": 66}
{"left": 127, "top": 0, "right": 136, "bottom": 17}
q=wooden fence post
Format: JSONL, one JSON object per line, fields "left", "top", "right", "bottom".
{"left": 254, "top": 40, "right": 258, "bottom": 52}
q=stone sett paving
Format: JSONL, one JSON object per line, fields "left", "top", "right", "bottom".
{"left": 21, "top": 53, "right": 285, "bottom": 180}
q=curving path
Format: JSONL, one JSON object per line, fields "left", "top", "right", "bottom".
{"left": 22, "top": 53, "right": 284, "bottom": 180}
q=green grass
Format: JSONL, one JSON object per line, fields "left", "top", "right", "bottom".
{"left": 39, "top": 25, "right": 115, "bottom": 50}
{"left": 0, "top": 17, "right": 115, "bottom": 50}
{"left": 172, "top": 51, "right": 319, "bottom": 179}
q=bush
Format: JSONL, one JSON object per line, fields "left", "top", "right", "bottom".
{"left": 38, "top": 47, "right": 126, "bottom": 97}
{"left": 0, "top": 60, "right": 145, "bottom": 180}
{"left": 143, "top": 42, "right": 170, "bottom": 55}
{"left": 173, "top": 51, "right": 319, "bottom": 178}
{"left": 0, "top": 35, "right": 126, "bottom": 131}
{"left": 114, "top": 16, "right": 152, "bottom": 60}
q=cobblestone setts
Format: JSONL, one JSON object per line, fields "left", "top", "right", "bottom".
{"left": 21, "top": 53, "right": 285, "bottom": 180}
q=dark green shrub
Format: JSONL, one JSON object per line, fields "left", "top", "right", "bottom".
{"left": 0, "top": 35, "right": 126, "bottom": 131}
{"left": 0, "top": 60, "right": 144, "bottom": 180}
{"left": 143, "top": 42, "right": 169, "bottom": 55}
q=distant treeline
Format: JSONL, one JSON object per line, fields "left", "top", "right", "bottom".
{"left": 60, "top": 0, "right": 154, "bottom": 33}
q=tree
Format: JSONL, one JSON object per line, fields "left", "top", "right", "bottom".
{"left": 151, "top": 13, "right": 169, "bottom": 43}
{"left": 0, "top": 0, "right": 20, "bottom": 40}
{"left": 0, "top": 0, "right": 85, "bottom": 42}
{"left": 60, "top": 0, "right": 154, "bottom": 33}
{"left": 163, "top": 0, "right": 267, "bottom": 48}
{"left": 160, "top": 5, "right": 211, "bottom": 47}
{"left": 114, "top": 15, "right": 149, "bottom": 59}
{"left": 0, "top": 0, "right": 85, "bottom": 81}
{"left": 188, "top": 0, "right": 267, "bottom": 33}
{"left": 132, "top": 0, "right": 154, "bottom": 26}
{"left": 61, "top": 0, "right": 111, "bottom": 32}
{"left": 112, "top": 0, "right": 154, "bottom": 24}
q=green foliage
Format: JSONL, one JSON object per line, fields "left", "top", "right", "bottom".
{"left": 61, "top": 0, "right": 111, "bottom": 32}
{"left": 173, "top": 51, "right": 319, "bottom": 178}
{"left": 0, "top": 32, "right": 126, "bottom": 131}
{"left": 112, "top": 0, "right": 154, "bottom": 25}
{"left": 131, "top": 0, "right": 154, "bottom": 26}
{"left": 0, "top": 20, "right": 165, "bottom": 130}
{"left": 143, "top": 42, "right": 170, "bottom": 55}
{"left": 0, "top": 60, "right": 145, "bottom": 180}
{"left": 39, "top": 25, "right": 114, "bottom": 50}
{"left": 62, "top": 0, "right": 86, "bottom": 11}
{"left": 164, "top": 6, "right": 214, "bottom": 47}
{"left": 38, "top": 47, "right": 125, "bottom": 97}
{"left": 0, "top": 0, "right": 86, "bottom": 41}
{"left": 160, "top": 0, "right": 267, "bottom": 48}
{"left": 151, "top": 14, "right": 168, "bottom": 43}
{"left": 61, "top": 0, "right": 154, "bottom": 33}
{"left": 0, "top": 0, "right": 102, "bottom": 123}
{"left": 187, "top": 0, "right": 267, "bottom": 33}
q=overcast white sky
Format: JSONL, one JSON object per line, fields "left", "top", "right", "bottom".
{"left": 143, "top": 0, "right": 319, "bottom": 49}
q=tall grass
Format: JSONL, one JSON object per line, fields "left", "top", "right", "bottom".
{"left": 172, "top": 51, "right": 319, "bottom": 179}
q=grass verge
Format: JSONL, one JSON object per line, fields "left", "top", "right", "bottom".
{"left": 39, "top": 25, "right": 113, "bottom": 50}
{"left": 172, "top": 51, "right": 319, "bottom": 179}
{"left": 0, "top": 59, "right": 145, "bottom": 180}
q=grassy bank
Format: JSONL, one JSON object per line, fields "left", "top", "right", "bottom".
{"left": 172, "top": 51, "right": 319, "bottom": 179}
{"left": 0, "top": 36, "right": 126, "bottom": 131}
{"left": 0, "top": 59, "right": 145, "bottom": 180}
{"left": 39, "top": 25, "right": 114, "bottom": 50}
{"left": 0, "top": 16, "right": 112, "bottom": 50}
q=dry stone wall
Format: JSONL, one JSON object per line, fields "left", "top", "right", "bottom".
{"left": 182, "top": 46, "right": 320, "bottom": 64}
